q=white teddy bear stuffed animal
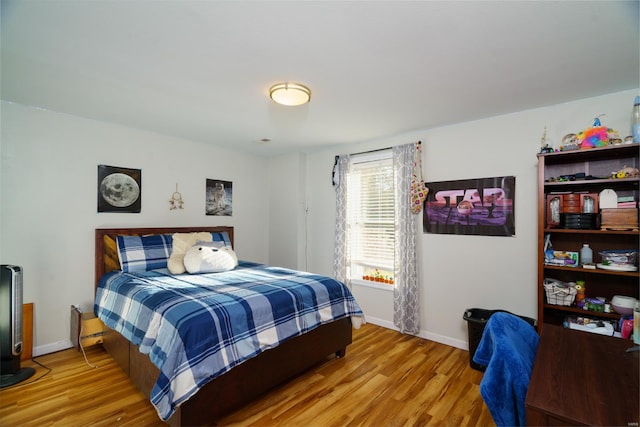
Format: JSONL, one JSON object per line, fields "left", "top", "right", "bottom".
{"left": 168, "top": 232, "right": 213, "bottom": 274}
{"left": 183, "top": 241, "right": 238, "bottom": 274}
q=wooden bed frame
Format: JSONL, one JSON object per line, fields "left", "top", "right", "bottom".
{"left": 95, "top": 227, "right": 353, "bottom": 427}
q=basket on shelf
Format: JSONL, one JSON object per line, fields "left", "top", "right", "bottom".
{"left": 543, "top": 279, "right": 577, "bottom": 306}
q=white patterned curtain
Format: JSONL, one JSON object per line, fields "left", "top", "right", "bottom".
{"left": 392, "top": 143, "right": 420, "bottom": 334}
{"left": 333, "top": 155, "right": 351, "bottom": 287}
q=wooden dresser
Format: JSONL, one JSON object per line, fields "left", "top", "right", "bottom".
{"left": 525, "top": 325, "right": 639, "bottom": 426}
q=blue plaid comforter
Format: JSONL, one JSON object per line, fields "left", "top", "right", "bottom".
{"left": 94, "top": 260, "right": 364, "bottom": 421}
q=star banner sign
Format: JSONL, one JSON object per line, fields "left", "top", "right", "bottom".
{"left": 423, "top": 176, "right": 515, "bottom": 236}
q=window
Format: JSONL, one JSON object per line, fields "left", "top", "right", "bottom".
{"left": 347, "top": 150, "right": 395, "bottom": 286}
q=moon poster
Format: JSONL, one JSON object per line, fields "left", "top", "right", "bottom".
{"left": 205, "top": 179, "right": 232, "bottom": 216}
{"left": 97, "top": 165, "right": 142, "bottom": 213}
{"left": 423, "top": 176, "right": 515, "bottom": 236}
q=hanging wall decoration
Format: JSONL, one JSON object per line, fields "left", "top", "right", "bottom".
{"left": 97, "top": 165, "right": 141, "bottom": 213}
{"left": 169, "top": 183, "right": 184, "bottom": 210}
{"left": 205, "top": 179, "right": 232, "bottom": 216}
{"left": 423, "top": 175, "right": 515, "bottom": 236}
{"left": 410, "top": 141, "right": 428, "bottom": 214}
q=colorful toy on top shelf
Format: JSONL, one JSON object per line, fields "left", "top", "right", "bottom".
{"left": 558, "top": 116, "right": 623, "bottom": 151}
{"left": 575, "top": 116, "right": 618, "bottom": 149}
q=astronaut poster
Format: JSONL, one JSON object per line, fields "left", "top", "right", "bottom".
{"left": 423, "top": 176, "right": 515, "bottom": 236}
{"left": 205, "top": 179, "right": 233, "bottom": 216}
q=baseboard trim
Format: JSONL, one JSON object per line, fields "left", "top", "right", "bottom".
{"left": 364, "top": 316, "right": 468, "bottom": 351}
{"left": 422, "top": 331, "right": 467, "bottom": 351}
{"left": 33, "top": 339, "right": 74, "bottom": 357}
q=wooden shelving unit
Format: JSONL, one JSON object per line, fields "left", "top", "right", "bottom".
{"left": 537, "top": 144, "right": 640, "bottom": 331}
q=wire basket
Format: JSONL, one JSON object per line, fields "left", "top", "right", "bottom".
{"left": 543, "top": 279, "right": 577, "bottom": 306}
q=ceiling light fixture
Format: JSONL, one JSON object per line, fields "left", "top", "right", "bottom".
{"left": 269, "top": 82, "right": 311, "bottom": 106}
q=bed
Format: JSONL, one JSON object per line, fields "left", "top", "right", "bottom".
{"left": 94, "top": 226, "right": 363, "bottom": 426}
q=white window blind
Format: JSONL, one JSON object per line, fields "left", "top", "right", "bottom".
{"left": 347, "top": 151, "right": 395, "bottom": 282}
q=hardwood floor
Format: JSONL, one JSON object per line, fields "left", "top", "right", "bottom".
{"left": 0, "top": 324, "right": 495, "bottom": 427}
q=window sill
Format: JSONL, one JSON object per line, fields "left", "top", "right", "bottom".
{"left": 351, "top": 279, "right": 395, "bottom": 292}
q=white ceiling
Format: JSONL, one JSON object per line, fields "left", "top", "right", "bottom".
{"left": 2, "top": 1, "right": 639, "bottom": 157}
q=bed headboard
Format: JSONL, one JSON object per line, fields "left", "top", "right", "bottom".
{"left": 95, "top": 226, "right": 234, "bottom": 289}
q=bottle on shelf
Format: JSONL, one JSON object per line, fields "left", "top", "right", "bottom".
{"left": 580, "top": 244, "right": 593, "bottom": 265}
{"left": 633, "top": 95, "right": 640, "bottom": 143}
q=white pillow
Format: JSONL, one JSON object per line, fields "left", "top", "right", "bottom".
{"left": 183, "top": 242, "right": 238, "bottom": 274}
{"left": 168, "top": 232, "right": 213, "bottom": 274}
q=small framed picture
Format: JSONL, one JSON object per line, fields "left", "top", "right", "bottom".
{"left": 97, "top": 165, "right": 141, "bottom": 213}
{"left": 206, "top": 179, "right": 232, "bottom": 216}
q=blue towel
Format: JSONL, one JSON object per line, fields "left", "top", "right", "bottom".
{"left": 472, "top": 312, "right": 539, "bottom": 427}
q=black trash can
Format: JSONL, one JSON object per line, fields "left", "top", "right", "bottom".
{"left": 463, "top": 308, "right": 537, "bottom": 371}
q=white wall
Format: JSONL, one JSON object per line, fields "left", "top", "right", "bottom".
{"left": 303, "top": 89, "right": 638, "bottom": 349}
{"left": 0, "top": 101, "right": 270, "bottom": 355}
{"left": 267, "top": 152, "right": 308, "bottom": 270}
